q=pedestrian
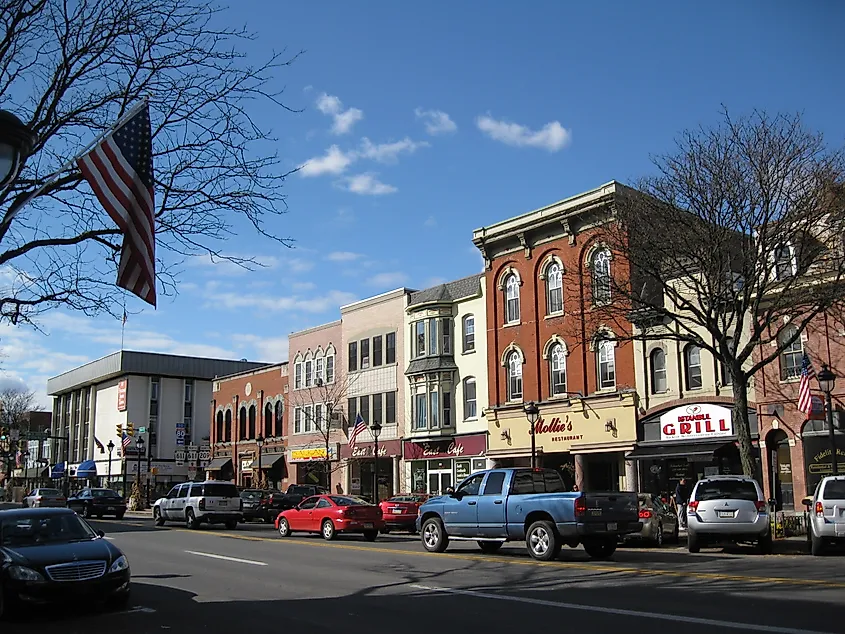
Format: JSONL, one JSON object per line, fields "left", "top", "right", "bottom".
{"left": 335, "top": 483, "right": 344, "bottom": 494}
{"left": 572, "top": 484, "right": 579, "bottom": 492}
{"left": 675, "top": 478, "right": 690, "bottom": 529}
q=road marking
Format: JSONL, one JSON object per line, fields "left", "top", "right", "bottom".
{"left": 184, "top": 550, "right": 267, "bottom": 566}
{"left": 409, "top": 584, "right": 834, "bottom": 634}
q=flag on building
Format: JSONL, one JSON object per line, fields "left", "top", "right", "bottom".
{"left": 797, "top": 353, "right": 816, "bottom": 414}
{"left": 94, "top": 437, "right": 105, "bottom": 453}
{"left": 349, "top": 413, "right": 367, "bottom": 448}
{"left": 121, "top": 432, "right": 132, "bottom": 452}
{"left": 77, "top": 102, "right": 157, "bottom": 307}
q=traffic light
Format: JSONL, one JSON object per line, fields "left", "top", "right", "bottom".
{"left": 116, "top": 424, "right": 123, "bottom": 437}
{"left": 126, "top": 422, "right": 135, "bottom": 437}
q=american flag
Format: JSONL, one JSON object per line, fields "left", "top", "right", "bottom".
{"left": 121, "top": 432, "right": 132, "bottom": 452}
{"left": 797, "top": 353, "right": 816, "bottom": 414}
{"left": 348, "top": 413, "right": 367, "bottom": 448}
{"left": 77, "top": 103, "right": 156, "bottom": 306}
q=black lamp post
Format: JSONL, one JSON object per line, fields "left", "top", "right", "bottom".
{"left": 0, "top": 109, "right": 35, "bottom": 191}
{"left": 523, "top": 401, "right": 540, "bottom": 469}
{"left": 817, "top": 364, "right": 838, "bottom": 476}
{"left": 256, "top": 434, "right": 264, "bottom": 488}
{"left": 370, "top": 421, "right": 382, "bottom": 503}
{"left": 106, "top": 440, "right": 115, "bottom": 486}
{"left": 136, "top": 436, "right": 145, "bottom": 507}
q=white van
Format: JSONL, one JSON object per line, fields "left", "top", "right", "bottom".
{"left": 152, "top": 481, "right": 242, "bottom": 529}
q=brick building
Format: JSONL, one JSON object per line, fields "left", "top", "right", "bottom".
{"left": 209, "top": 363, "right": 287, "bottom": 488}
{"left": 473, "top": 182, "right": 639, "bottom": 491}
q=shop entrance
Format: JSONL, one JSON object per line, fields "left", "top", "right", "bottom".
{"left": 584, "top": 454, "right": 620, "bottom": 492}
{"left": 766, "top": 429, "right": 793, "bottom": 511}
{"left": 428, "top": 467, "right": 452, "bottom": 495}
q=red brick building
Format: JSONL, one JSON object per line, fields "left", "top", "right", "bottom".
{"left": 208, "top": 363, "right": 288, "bottom": 488}
{"left": 473, "top": 182, "right": 640, "bottom": 491}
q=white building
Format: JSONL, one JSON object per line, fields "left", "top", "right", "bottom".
{"left": 46, "top": 351, "right": 268, "bottom": 493}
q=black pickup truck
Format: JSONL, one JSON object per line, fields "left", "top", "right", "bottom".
{"left": 276, "top": 484, "right": 328, "bottom": 511}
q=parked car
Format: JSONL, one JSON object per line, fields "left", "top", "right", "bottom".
{"left": 621, "top": 493, "right": 679, "bottom": 546}
{"left": 686, "top": 475, "right": 771, "bottom": 554}
{"left": 152, "top": 481, "right": 242, "bottom": 529}
{"left": 0, "top": 508, "right": 130, "bottom": 619}
{"left": 22, "top": 488, "right": 66, "bottom": 509}
{"left": 804, "top": 475, "right": 845, "bottom": 556}
{"left": 379, "top": 494, "right": 430, "bottom": 533}
{"left": 240, "top": 489, "right": 284, "bottom": 523}
{"left": 67, "top": 488, "right": 127, "bottom": 520}
{"left": 417, "top": 468, "right": 640, "bottom": 561}
{"left": 275, "top": 494, "right": 384, "bottom": 541}
{"left": 275, "top": 484, "right": 328, "bottom": 511}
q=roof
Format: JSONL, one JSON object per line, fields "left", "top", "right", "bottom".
{"left": 47, "top": 351, "right": 272, "bottom": 396}
{"left": 405, "top": 357, "right": 459, "bottom": 376}
{"left": 0, "top": 507, "right": 75, "bottom": 518}
{"left": 407, "top": 274, "right": 483, "bottom": 309}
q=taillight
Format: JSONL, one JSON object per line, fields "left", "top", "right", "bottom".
{"left": 638, "top": 509, "right": 652, "bottom": 519}
{"left": 199, "top": 498, "right": 206, "bottom": 511}
{"left": 57, "top": 497, "right": 66, "bottom": 503}
{"left": 574, "top": 495, "right": 586, "bottom": 517}
{"left": 687, "top": 501, "right": 699, "bottom": 514}
{"left": 754, "top": 501, "right": 767, "bottom": 513}
{"left": 35, "top": 496, "right": 42, "bottom": 502}
{"left": 815, "top": 501, "right": 824, "bottom": 517}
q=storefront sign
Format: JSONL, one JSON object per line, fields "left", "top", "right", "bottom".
{"left": 403, "top": 433, "right": 487, "bottom": 461}
{"left": 341, "top": 439, "right": 402, "bottom": 460}
{"left": 659, "top": 404, "right": 733, "bottom": 441}
{"left": 289, "top": 445, "right": 338, "bottom": 463}
{"left": 117, "top": 380, "right": 127, "bottom": 412}
{"left": 240, "top": 459, "right": 253, "bottom": 471}
{"left": 534, "top": 416, "right": 584, "bottom": 443}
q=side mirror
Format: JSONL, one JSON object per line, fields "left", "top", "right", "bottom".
{"left": 801, "top": 497, "right": 813, "bottom": 508}
{"left": 97, "top": 530, "right": 105, "bottom": 538}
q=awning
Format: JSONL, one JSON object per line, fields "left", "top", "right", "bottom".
{"left": 50, "top": 462, "right": 65, "bottom": 478}
{"left": 205, "top": 457, "right": 232, "bottom": 471}
{"left": 626, "top": 441, "right": 733, "bottom": 462}
{"left": 76, "top": 460, "right": 97, "bottom": 478}
{"left": 243, "top": 454, "right": 285, "bottom": 470}
{"left": 570, "top": 441, "right": 635, "bottom": 455}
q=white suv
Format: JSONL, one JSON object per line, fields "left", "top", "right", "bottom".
{"left": 805, "top": 475, "right": 845, "bottom": 556}
{"left": 152, "top": 481, "right": 242, "bottom": 529}
{"left": 686, "top": 475, "right": 771, "bottom": 554}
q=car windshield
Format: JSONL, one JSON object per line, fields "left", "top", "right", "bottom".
{"left": 0, "top": 513, "right": 97, "bottom": 546}
{"left": 203, "top": 484, "right": 239, "bottom": 498}
{"left": 822, "top": 480, "right": 845, "bottom": 500}
{"left": 240, "top": 490, "right": 262, "bottom": 500}
{"left": 330, "top": 496, "right": 371, "bottom": 506}
{"left": 695, "top": 480, "right": 758, "bottom": 502}
{"left": 91, "top": 489, "right": 119, "bottom": 498}
{"left": 37, "top": 489, "right": 61, "bottom": 496}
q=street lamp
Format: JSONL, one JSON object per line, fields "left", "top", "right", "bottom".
{"left": 136, "top": 436, "right": 145, "bottom": 507}
{"left": 256, "top": 434, "right": 264, "bottom": 488}
{"left": 106, "top": 440, "right": 115, "bottom": 487}
{"left": 817, "top": 364, "right": 838, "bottom": 476}
{"left": 370, "top": 421, "right": 382, "bottom": 503}
{"left": 0, "top": 109, "right": 35, "bottom": 191}
{"left": 523, "top": 401, "right": 540, "bottom": 469}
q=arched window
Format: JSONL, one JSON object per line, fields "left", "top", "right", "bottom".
{"left": 224, "top": 409, "right": 232, "bottom": 442}
{"left": 597, "top": 339, "right": 616, "bottom": 390}
{"left": 275, "top": 401, "right": 284, "bottom": 437}
{"left": 779, "top": 325, "right": 803, "bottom": 380}
{"left": 650, "top": 348, "right": 667, "bottom": 394}
{"left": 463, "top": 377, "right": 477, "bottom": 419}
{"left": 549, "top": 343, "right": 567, "bottom": 396}
{"left": 264, "top": 403, "right": 273, "bottom": 438}
{"left": 215, "top": 411, "right": 224, "bottom": 442}
{"left": 248, "top": 405, "right": 256, "bottom": 438}
{"left": 505, "top": 274, "right": 520, "bottom": 324}
{"left": 684, "top": 344, "right": 703, "bottom": 390}
{"left": 592, "top": 249, "right": 611, "bottom": 304}
{"left": 507, "top": 351, "right": 523, "bottom": 400}
{"left": 239, "top": 406, "right": 247, "bottom": 439}
{"left": 546, "top": 262, "right": 563, "bottom": 315}
{"left": 462, "top": 314, "right": 475, "bottom": 352}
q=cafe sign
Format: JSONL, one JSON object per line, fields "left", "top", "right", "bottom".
{"left": 403, "top": 433, "right": 487, "bottom": 460}
{"left": 660, "top": 404, "right": 733, "bottom": 442}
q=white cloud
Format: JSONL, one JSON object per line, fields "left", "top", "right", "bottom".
{"left": 206, "top": 289, "right": 357, "bottom": 314}
{"left": 358, "top": 137, "right": 429, "bottom": 163}
{"left": 232, "top": 334, "right": 289, "bottom": 362}
{"left": 316, "top": 93, "right": 364, "bottom": 135}
{"left": 367, "top": 271, "right": 409, "bottom": 288}
{"left": 341, "top": 173, "right": 397, "bottom": 196}
{"left": 326, "top": 251, "right": 363, "bottom": 263}
{"left": 415, "top": 108, "right": 458, "bottom": 135}
{"left": 286, "top": 257, "right": 314, "bottom": 273}
{"left": 476, "top": 114, "right": 571, "bottom": 152}
{"left": 424, "top": 215, "right": 437, "bottom": 228}
{"left": 187, "top": 253, "right": 280, "bottom": 276}
{"left": 291, "top": 281, "right": 316, "bottom": 291}
{"left": 299, "top": 145, "right": 355, "bottom": 177}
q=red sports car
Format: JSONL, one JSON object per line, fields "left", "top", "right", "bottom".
{"left": 275, "top": 494, "right": 384, "bottom": 541}
{"left": 378, "top": 494, "right": 430, "bottom": 533}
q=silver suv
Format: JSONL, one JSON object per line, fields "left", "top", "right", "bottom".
{"left": 686, "top": 475, "right": 771, "bottom": 554}
{"left": 805, "top": 475, "right": 845, "bottom": 556}
{"left": 152, "top": 481, "right": 242, "bottom": 529}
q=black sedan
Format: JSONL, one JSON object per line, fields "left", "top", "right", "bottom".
{"left": 0, "top": 508, "right": 131, "bottom": 619}
{"left": 67, "top": 488, "right": 127, "bottom": 519}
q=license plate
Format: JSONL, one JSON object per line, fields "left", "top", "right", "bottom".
{"left": 108, "top": 507, "right": 115, "bottom": 511}
{"left": 219, "top": 500, "right": 228, "bottom": 506}
{"left": 607, "top": 522, "right": 617, "bottom": 531}
{"left": 392, "top": 509, "right": 403, "bottom": 514}
{"left": 717, "top": 510, "right": 734, "bottom": 518}
{"left": 364, "top": 522, "right": 374, "bottom": 529}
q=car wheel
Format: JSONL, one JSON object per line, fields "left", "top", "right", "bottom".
{"left": 277, "top": 518, "right": 291, "bottom": 537}
{"left": 83, "top": 504, "right": 93, "bottom": 519}
{"left": 224, "top": 519, "right": 238, "bottom": 530}
{"left": 583, "top": 537, "right": 617, "bottom": 560}
{"left": 671, "top": 522, "right": 680, "bottom": 543}
{"left": 655, "top": 524, "right": 664, "bottom": 547}
{"left": 153, "top": 508, "right": 165, "bottom": 527}
{"left": 688, "top": 530, "right": 701, "bottom": 553}
{"left": 115, "top": 512, "right": 125, "bottom": 521}
{"left": 478, "top": 541, "right": 503, "bottom": 554}
{"left": 0, "top": 585, "right": 5, "bottom": 621}
{"left": 186, "top": 509, "right": 200, "bottom": 530}
{"left": 421, "top": 517, "right": 449, "bottom": 553}
{"left": 380, "top": 528, "right": 391, "bottom": 534}
{"left": 758, "top": 530, "right": 773, "bottom": 555}
{"left": 810, "top": 529, "right": 825, "bottom": 556}
{"left": 321, "top": 519, "right": 336, "bottom": 541}
{"left": 363, "top": 530, "right": 378, "bottom": 542}
{"left": 526, "top": 520, "right": 560, "bottom": 561}
{"left": 106, "top": 589, "right": 131, "bottom": 612}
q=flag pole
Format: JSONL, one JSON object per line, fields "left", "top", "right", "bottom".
{"left": 120, "top": 295, "right": 127, "bottom": 350}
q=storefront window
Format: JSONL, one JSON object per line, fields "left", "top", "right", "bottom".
{"left": 411, "top": 461, "right": 427, "bottom": 493}
{"left": 455, "top": 459, "right": 471, "bottom": 482}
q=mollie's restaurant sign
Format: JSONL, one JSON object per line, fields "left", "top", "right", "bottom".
{"left": 659, "top": 404, "right": 733, "bottom": 442}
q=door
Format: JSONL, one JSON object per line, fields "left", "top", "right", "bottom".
{"left": 477, "top": 471, "right": 508, "bottom": 537}
{"left": 162, "top": 486, "right": 179, "bottom": 518}
{"left": 171, "top": 484, "right": 190, "bottom": 519}
{"left": 314, "top": 498, "right": 333, "bottom": 532}
{"left": 428, "top": 470, "right": 452, "bottom": 495}
{"left": 70, "top": 489, "right": 89, "bottom": 512}
{"left": 290, "top": 496, "right": 318, "bottom": 531}
{"left": 442, "top": 473, "right": 485, "bottom": 537}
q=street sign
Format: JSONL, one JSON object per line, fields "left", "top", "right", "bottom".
{"left": 175, "top": 450, "right": 185, "bottom": 463}
{"left": 187, "top": 448, "right": 198, "bottom": 461}
{"left": 138, "top": 426, "right": 147, "bottom": 434}
{"left": 26, "top": 431, "right": 48, "bottom": 441}
{"left": 198, "top": 448, "right": 211, "bottom": 462}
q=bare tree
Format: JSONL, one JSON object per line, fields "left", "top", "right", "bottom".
{"left": 0, "top": 0, "right": 301, "bottom": 324}
{"left": 595, "top": 110, "right": 845, "bottom": 476}
{"left": 0, "top": 385, "right": 36, "bottom": 432}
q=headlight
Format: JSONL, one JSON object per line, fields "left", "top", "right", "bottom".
{"left": 109, "top": 555, "right": 129, "bottom": 573}
{"left": 8, "top": 565, "right": 45, "bottom": 582}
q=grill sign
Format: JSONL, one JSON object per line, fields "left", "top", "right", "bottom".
{"left": 659, "top": 404, "right": 733, "bottom": 441}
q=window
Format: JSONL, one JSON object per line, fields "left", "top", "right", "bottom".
{"left": 430, "top": 391, "right": 439, "bottom": 428}
{"left": 650, "top": 348, "right": 668, "bottom": 394}
{"left": 348, "top": 342, "right": 358, "bottom": 371}
{"left": 303, "top": 404, "right": 313, "bottom": 432}
{"left": 443, "top": 391, "right": 451, "bottom": 426}
{"left": 546, "top": 262, "right": 563, "bottom": 314}
{"left": 507, "top": 351, "right": 523, "bottom": 400}
{"left": 264, "top": 404, "right": 273, "bottom": 438}
{"left": 721, "top": 337, "right": 734, "bottom": 386}
{"left": 294, "top": 408, "right": 302, "bottom": 434}
{"left": 185, "top": 380, "right": 193, "bottom": 403}
{"left": 315, "top": 498, "right": 331, "bottom": 509}
{"left": 597, "top": 339, "right": 616, "bottom": 390}
{"left": 483, "top": 472, "right": 506, "bottom": 496}
{"left": 510, "top": 469, "right": 566, "bottom": 495}
{"left": 347, "top": 398, "right": 358, "bottom": 427}
{"left": 248, "top": 404, "right": 256, "bottom": 438}
{"left": 305, "top": 360, "right": 313, "bottom": 387}
{"left": 592, "top": 249, "right": 611, "bottom": 304}
{"left": 298, "top": 497, "right": 319, "bottom": 510}
{"left": 239, "top": 407, "right": 247, "bottom": 439}
{"left": 359, "top": 395, "right": 369, "bottom": 425}
{"left": 463, "top": 378, "right": 477, "bottom": 419}
{"left": 457, "top": 473, "right": 485, "bottom": 496}
{"left": 386, "top": 332, "right": 396, "bottom": 364}
{"left": 462, "top": 315, "right": 475, "bottom": 352}
{"left": 414, "top": 393, "right": 427, "bottom": 430}
{"left": 360, "top": 338, "right": 370, "bottom": 369}
{"left": 684, "top": 344, "right": 703, "bottom": 390}
{"left": 216, "top": 411, "right": 224, "bottom": 441}
{"left": 314, "top": 404, "right": 323, "bottom": 431}
{"left": 415, "top": 321, "right": 426, "bottom": 357}
{"left": 505, "top": 274, "right": 520, "bottom": 324}
{"left": 224, "top": 410, "right": 232, "bottom": 441}
{"left": 385, "top": 391, "right": 396, "bottom": 424}
{"left": 549, "top": 343, "right": 567, "bottom": 396}
{"left": 150, "top": 377, "right": 159, "bottom": 402}
{"left": 315, "top": 358, "right": 324, "bottom": 383}
{"left": 373, "top": 335, "right": 383, "bottom": 367}
{"left": 274, "top": 401, "right": 283, "bottom": 436}
{"left": 779, "top": 325, "right": 803, "bottom": 380}
{"left": 429, "top": 319, "right": 439, "bottom": 355}
{"left": 774, "top": 243, "right": 795, "bottom": 281}
{"left": 325, "top": 354, "right": 335, "bottom": 383}
{"left": 295, "top": 363, "right": 302, "bottom": 389}
{"left": 442, "top": 319, "right": 452, "bottom": 354}
{"left": 372, "top": 393, "right": 383, "bottom": 424}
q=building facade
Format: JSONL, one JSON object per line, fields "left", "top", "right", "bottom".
{"left": 46, "top": 351, "right": 267, "bottom": 495}
{"left": 209, "top": 363, "right": 288, "bottom": 488}
{"left": 403, "top": 274, "right": 490, "bottom": 495}
{"left": 474, "top": 182, "right": 639, "bottom": 492}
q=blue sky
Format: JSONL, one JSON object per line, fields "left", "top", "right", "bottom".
{"left": 3, "top": 1, "right": 844, "bottom": 408}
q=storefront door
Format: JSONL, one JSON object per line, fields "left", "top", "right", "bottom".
{"left": 428, "top": 469, "right": 452, "bottom": 495}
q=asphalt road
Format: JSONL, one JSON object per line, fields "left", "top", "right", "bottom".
{"left": 10, "top": 517, "right": 845, "bottom": 634}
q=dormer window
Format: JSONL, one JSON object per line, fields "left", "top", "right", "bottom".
{"left": 774, "top": 243, "right": 796, "bottom": 281}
